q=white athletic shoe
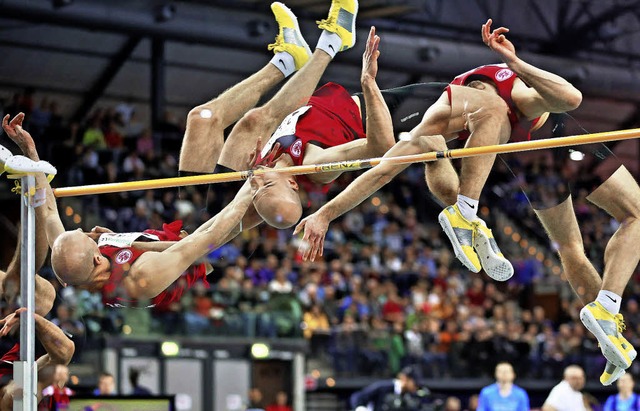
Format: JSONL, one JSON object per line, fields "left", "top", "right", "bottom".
{"left": 5, "top": 155, "right": 57, "bottom": 176}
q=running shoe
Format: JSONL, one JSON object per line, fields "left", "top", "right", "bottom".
{"left": 473, "top": 218, "right": 514, "bottom": 281}
{"left": 600, "top": 330, "right": 637, "bottom": 385}
{"left": 581, "top": 302, "right": 634, "bottom": 369}
{"left": 268, "top": 2, "right": 312, "bottom": 71}
{"left": 316, "top": 0, "right": 358, "bottom": 51}
{"left": 0, "top": 144, "right": 12, "bottom": 176}
{"left": 438, "top": 204, "right": 481, "bottom": 273}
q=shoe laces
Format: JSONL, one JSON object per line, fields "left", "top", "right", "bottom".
{"left": 11, "top": 180, "right": 21, "bottom": 195}
{"left": 470, "top": 221, "right": 480, "bottom": 248}
{"left": 267, "top": 38, "right": 283, "bottom": 52}
{"left": 615, "top": 314, "right": 627, "bottom": 334}
{"left": 316, "top": 18, "right": 332, "bottom": 28}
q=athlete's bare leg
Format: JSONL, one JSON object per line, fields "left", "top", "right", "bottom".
{"left": 219, "top": 50, "right": 333, "bottom": 171}
{"left": 179, "top": 65, "right": 285, "bottom": 173}
{"left": 534, "top": 197, "right": 601, "bottom": 304}
{"left": 587, "top": 165, "right": 640, "bottom": 296}
{"left": 410, "top": 86, "right": 511, "bottom": 204}
{"left": 449, "top": 86, "right": 511, "bottom": 200}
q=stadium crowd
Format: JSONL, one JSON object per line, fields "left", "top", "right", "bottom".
{"left": 2, "top": 90, "right": 640, "bottom": 389}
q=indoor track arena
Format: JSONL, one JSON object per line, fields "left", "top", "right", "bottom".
{"left": 1, "top": 0, "right": 640, "bottom": 410}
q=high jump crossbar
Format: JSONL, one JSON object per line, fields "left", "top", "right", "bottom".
{"left": 53, "top": 127, "right": 640, "bottom": 198}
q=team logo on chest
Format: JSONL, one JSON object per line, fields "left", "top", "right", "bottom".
{"left": 495, "top": 68, "right": 514, "bottom": 82}
{"left": 290, "top": 139, "right": 303, "bottom": 158}
{"left": 115, "top": 249, "right": 133, "bottom": 264}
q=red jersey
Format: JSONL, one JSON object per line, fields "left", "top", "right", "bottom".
{"left": 448, "top": 64, "right": 543, "bottom": 142}
{"left": 42, "top": 384, "right": 74, "bottom": 409}
{"left": 0, "top": 343, "right": 19, "bottom": 380}
{"left": 99, "top": 221, "right": 208, "bottom": 308}
{"left": 261, "top": 81, "right": 365, "bottom": 169}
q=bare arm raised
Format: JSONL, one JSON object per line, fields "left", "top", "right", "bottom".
{"left": 125, "top": 178, "right": 256, "bottom": 299}
{"left": 481, "top": 19, "right": 582, "bottom": 117}
{"left": 2, "top": 113, "right": 65, "bottom": 248}
{"left": 303, "top": 26, "right": 395, "bottom": 183}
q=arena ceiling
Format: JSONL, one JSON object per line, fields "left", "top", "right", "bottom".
{"left": 1, "top": 0, "right": 640, "bottom": 137}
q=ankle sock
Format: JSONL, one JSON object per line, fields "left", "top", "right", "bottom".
{"left": 316, "top": 31, "right": 341, "bottom": 58}
{"left": 596, "top": 290, "right": 622, "bottom": 315}
{"left": 457, "top": 194, "right": 479, "bottom": 221}
{"left": 270, "top": 52, "right": 296, "bottom": 78}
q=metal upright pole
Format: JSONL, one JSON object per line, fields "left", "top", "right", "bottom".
{"left": 14, "top": 174, "right": 38, "bottom": 411}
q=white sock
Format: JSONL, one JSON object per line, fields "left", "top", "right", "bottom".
{"left": 596, "top": 290, "right": 622, "bottom": 315}
{"left": 316, "top": 31, "right": 342, "bottom": 59}
{"left": 270, "top": 52, "right": 296, "bottom": 78}
{"left": 457, "top": 194, "right": 479, "bottom": 221}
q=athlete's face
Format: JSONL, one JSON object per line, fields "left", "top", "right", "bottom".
{"left": 253, "top": 170, "right": 302, "bottom": 229}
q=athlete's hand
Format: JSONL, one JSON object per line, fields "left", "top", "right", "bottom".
{"left": 293, "top": 211, "right": 330, "bottom": 261}
{"left": 85, "top": 226, "right": 114, "bottom": 242}
{"left": 361, "top": 26, "right": 381, "bottom": 84}
{"left": 0, "top": 307, "right": 26, "bottom": 337}
{"left": 2, "top": 113, "right": 37, "bottom": 157}
{"left": 482, "top": 19, "right": 517, "bottom": 64}
{"left": 247, "top": 137, "right": 282, "bottom": 169}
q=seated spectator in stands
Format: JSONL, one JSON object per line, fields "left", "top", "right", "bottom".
{"left": 129, "top": 368, "right": 152, "bottom": 396}
{"left": 136, "top": 129, "right": 154, "bottom": 157}
{"left": 603, "top": 373, "right": 639, "bottom": 411}
{"left": 247, "top": 387, "right": 265, "bottom": 411}
{"left": 82, "top": 115, "right": 107, "bottom": 150}
{"left": 477, "top": 362, "right": 529, "bottom": 411}
{"left": 42, "top": 364, "right": 74, "bottom": 410}
{"left": 265, "top": 391, "right": 292, "bottom": 411}
{"left": 332, "top": 314, "right": 365, "bottom": 376}
{"left": 303, "top": 304, "right": 330, "bottom": 340}
{"left": 349, "top": 366, "right": 423, "bottom": 411}
{"left": 445, "top": 396, "right": 462, "bottom": 411}
{"left": 51, "top": 303, "right": 85, "bottom": 343}
{"left": 542, "top": 365, "right": 587, "bottom": 411}
{"left": 466, "top": 394, "right": 479, "bottom": 411}
{"left": 269, "top": 268, "right": 293, "bottom": 294}
{"left": 184, "top": 282, "right": 213, "bottom": 335}
{"left": 104, "top": 119, "right": 124, "bottom": 150}
{"left": 93, "top": 372, "right": 117, "bottom": 396}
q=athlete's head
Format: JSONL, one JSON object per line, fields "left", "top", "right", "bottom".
{"left": 252, "top": 170, "right": 302, "bottom": 229}
{"left": 51, "top": 229, "right": 110, "bottom": 290}
{"left": 494, "top": 362, "right": 515, "bottom": 385}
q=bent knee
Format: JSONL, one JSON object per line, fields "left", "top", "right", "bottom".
{"left": 416, "top": 134, "right": 447, "bottom": 152}
{"left": 187, "top": 104, "right": 224, "bottom": 133}
{"left": 236, "top": 106, "right": 276, "bottom": 134}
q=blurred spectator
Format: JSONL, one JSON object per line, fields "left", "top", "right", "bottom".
{"left": 265, "top": 391, "right": 292, "bottom": 411}
{"left": 82, "top": 114, "right": 107, "bottom": 149}
{"left": 93, "top": 372, "right": 117, "bottom": 396}
{"left": 542, "top": 364, "right": 587, "bottom": 411}
{"left": 51, "top": 304, "right": 85, "bottom": 341}
{"left": 349, "top": 366, "right": 422, "bottom": 411}
{"left": 129, "top": 368, "right": 152, "bottom": 396}
{"left": 466, "top": 394, "right": 479, "bottom": 411}
{"left": 603, "top": 373, "right": 639, "bottom": 411}
{"left": 303, "top": 304, "right": 330, "bottom": 340}
{"left": 269, "top": 268, "right": 293, "bottom": 294}
{"left": 41, "top": 364, "right": 74, "bottom": 410}
{"left": 184, "top": 282, "right": 213, "bottom": 335}
{"left": 247, "top": 387, "right": 265, "bottom": 411}
{"left": 477, "top": 362, "right": 529, "bottom": 411}
{"left": 445, "top": 396, "right": 462, "bottom": 411}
